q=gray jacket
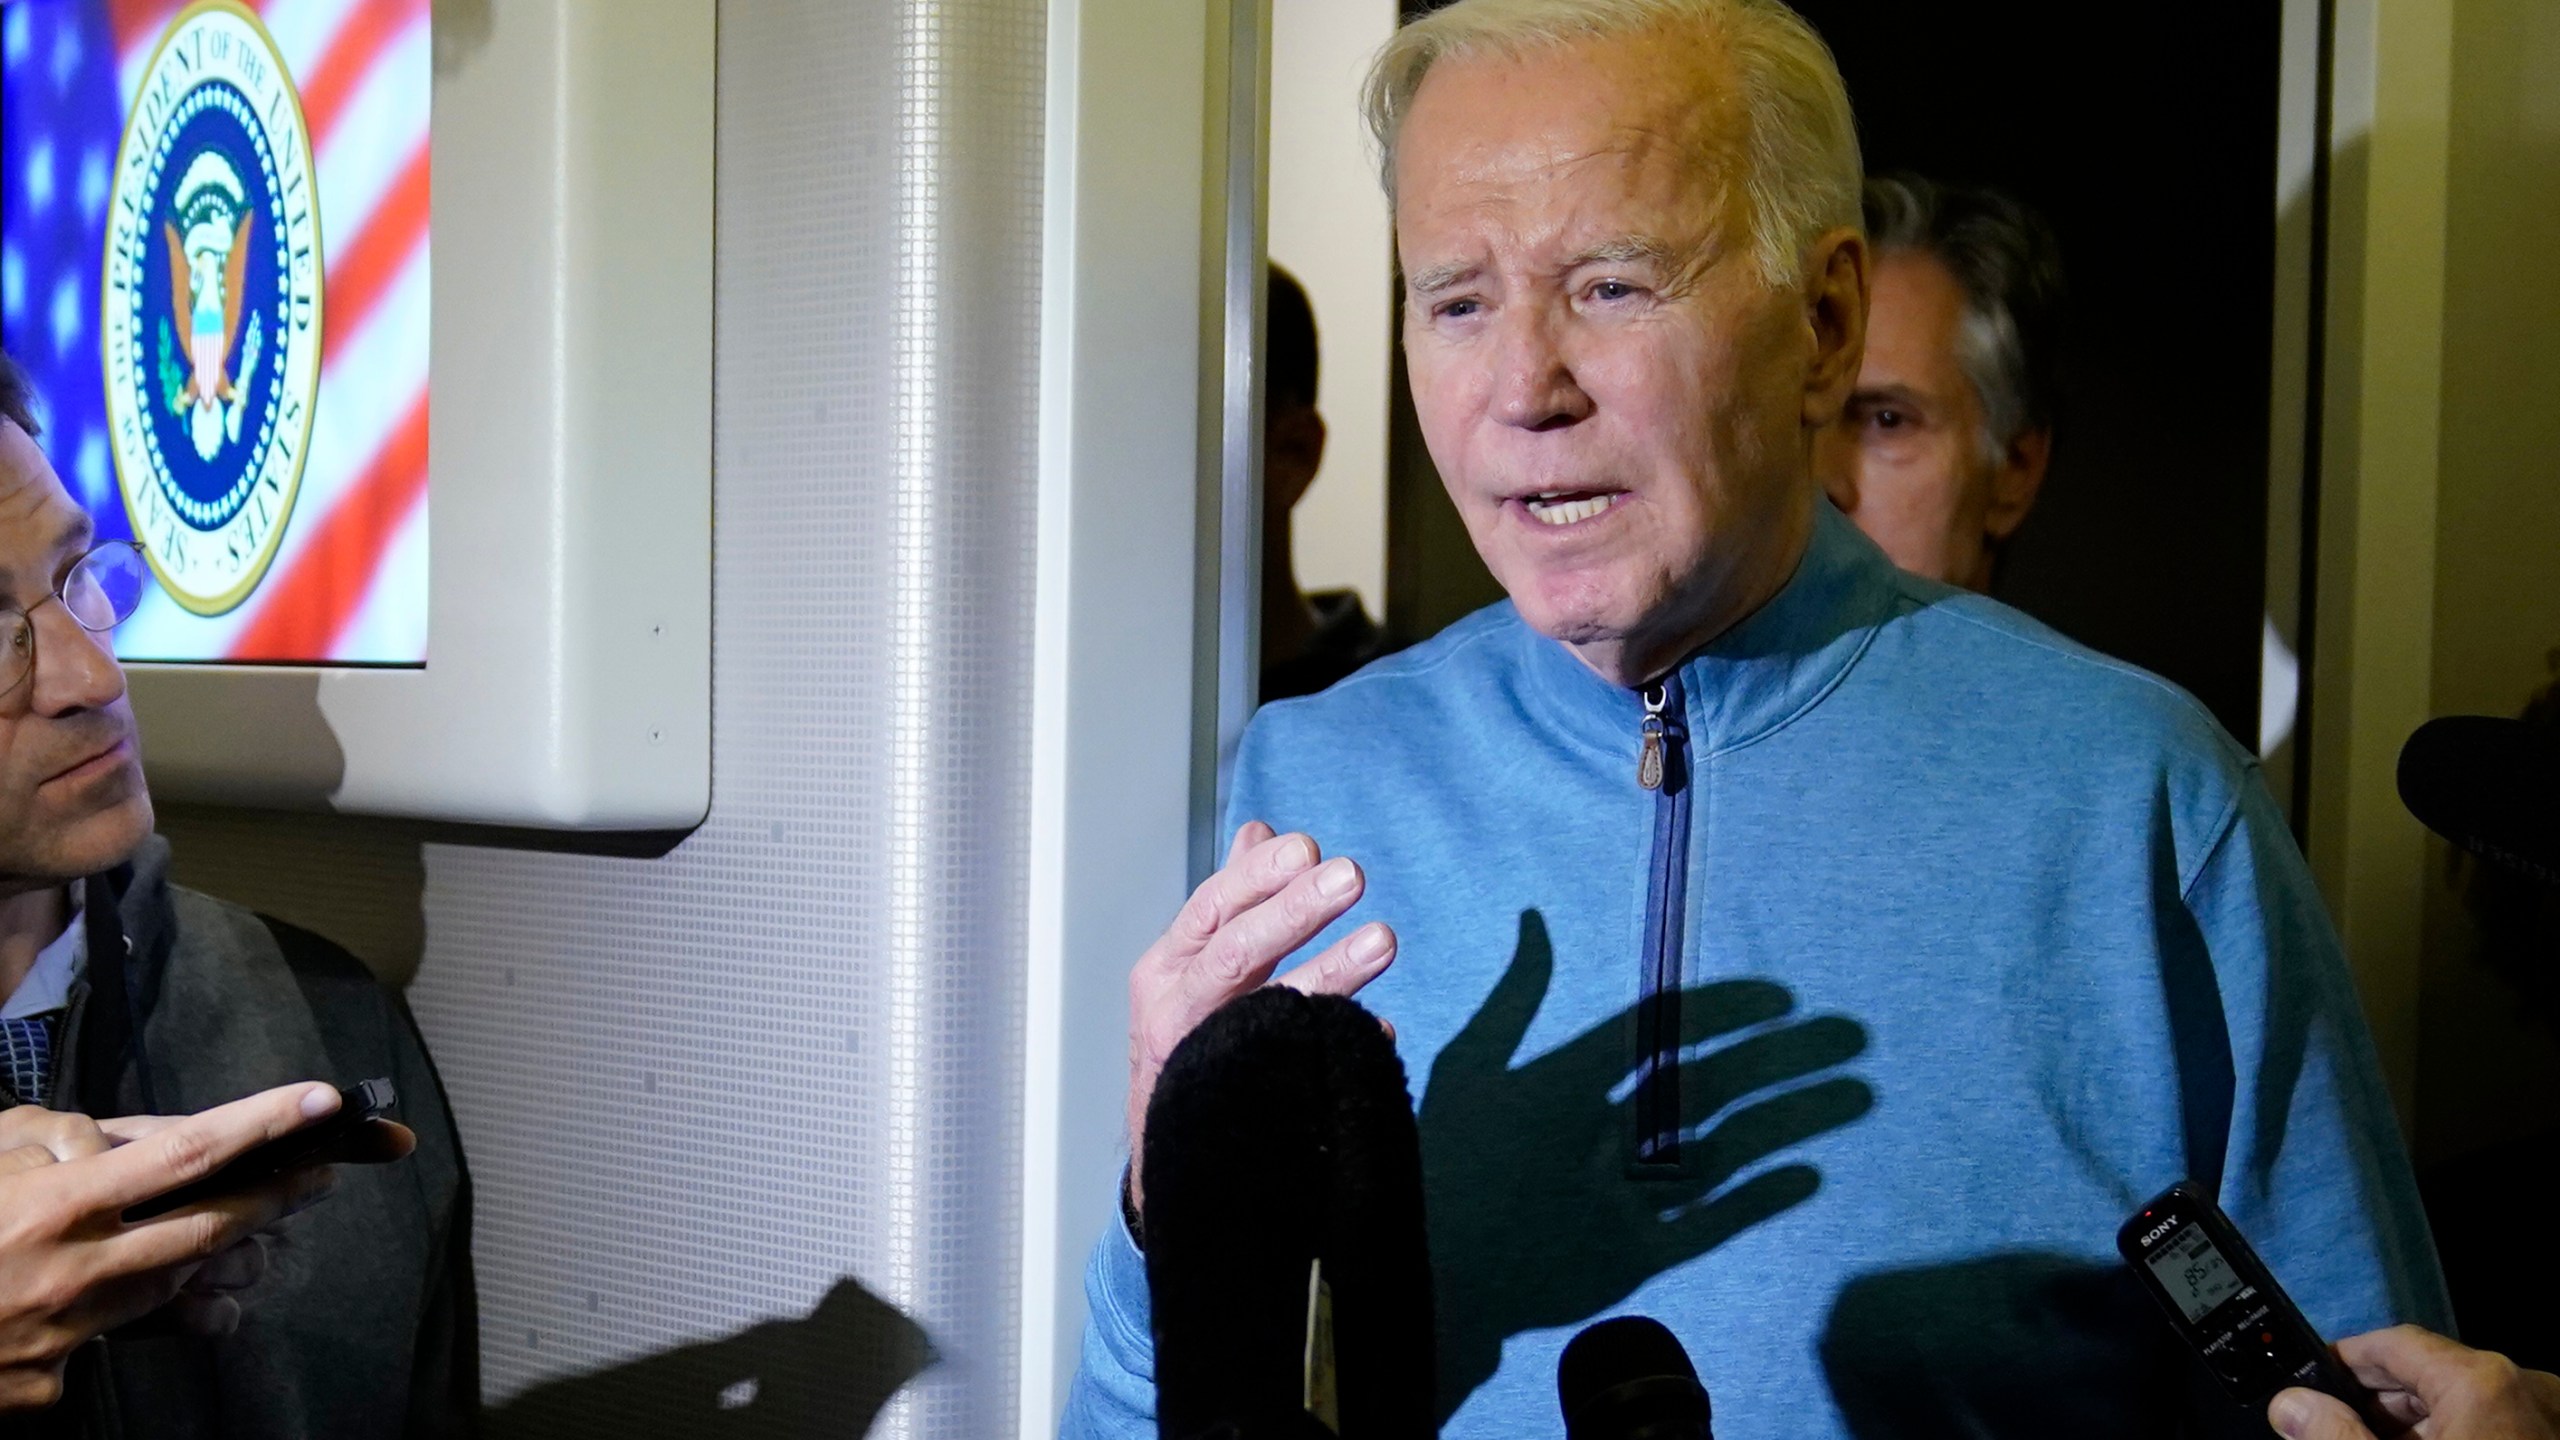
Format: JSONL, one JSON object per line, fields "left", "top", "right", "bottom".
{"left": 36, "top": 836, "right": 476, "bottom": 1439}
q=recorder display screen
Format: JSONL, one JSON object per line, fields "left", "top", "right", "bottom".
{"left": 2147, "top": 1223, "right": 2247, "bottom": 1324}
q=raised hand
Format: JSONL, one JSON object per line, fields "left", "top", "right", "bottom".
{"left": 1125, "top": 822, "right": 1398, "bottom": 1216}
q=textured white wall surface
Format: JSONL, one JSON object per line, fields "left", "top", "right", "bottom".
{"left": 1268, "top": 0, "right": 1394, "bottom": 618}
{"left": 406, "top": 3, "right": 1044, "bottom": 1435}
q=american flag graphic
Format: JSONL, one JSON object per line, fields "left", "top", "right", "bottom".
{"left": 2, "top": 0, "right": 429, "bottom": 664}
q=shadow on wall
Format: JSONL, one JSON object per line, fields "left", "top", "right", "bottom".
{"left": 157, "top": 805, "right": 430, "bottom": 986}
{"left": 155, "top": 805, "right": 692, "bottom": 988}
{"left": 432, "top": 0, "right": 496, "bottom": 76}
{"left": 487, "top": 1278, "right": 935, "bottom": 1440}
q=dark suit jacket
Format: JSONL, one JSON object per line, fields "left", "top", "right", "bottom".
{"left": 35, "top": 835, "right": 476, "bottom": 1439}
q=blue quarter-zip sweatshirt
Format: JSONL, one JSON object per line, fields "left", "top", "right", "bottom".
{"left": 1064, "top": 504, "right": 2449, "bottom": 1437}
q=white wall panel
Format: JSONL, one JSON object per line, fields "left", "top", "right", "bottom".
{"left": 1019, "top": 0, "right": 1226, "bottom": 1427}
{"left": 406, "top": 3, "right": 1045, "bottom": 1436}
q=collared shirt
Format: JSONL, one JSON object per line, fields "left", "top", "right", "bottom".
{"left": 2, "top": 889, "right": 84, "bottom": 1019}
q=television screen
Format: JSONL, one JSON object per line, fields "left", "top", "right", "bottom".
{"left": 2, "top": 0, "right": 428, "bottom": 665}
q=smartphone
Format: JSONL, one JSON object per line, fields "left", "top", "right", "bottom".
{"left": 125, "top": 1078, "right": 400, "bottom": 1222}
{"left": 2118, "top": 1182, "right": 2400, "bottom": 1434}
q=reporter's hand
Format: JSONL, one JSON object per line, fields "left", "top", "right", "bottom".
{"left": 1125, "top": 821, "right": 1397, "bottom": 1215}
{"left": 96, "top": 1107, "right": 416, "bottom": 1169}
{"left": 0, "top": 1084, "right": 357, "bottom": 1411}
{"left": 2270, "top": 1325, "right": 2560, "bottom": 1440}
{"left": 90, "top": 1107, "right": 412, "bottom": 1339}
{"left": 0, "top": 1107, "right": 107, "bottom": 1161}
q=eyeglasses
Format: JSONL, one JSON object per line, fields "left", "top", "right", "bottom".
{"left": 0, "top": 541, "right": 150, "bottom": 696}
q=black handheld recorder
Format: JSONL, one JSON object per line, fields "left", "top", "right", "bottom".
{"left": 2118, "top": 1182, "right": 2402, "bottom": 1434}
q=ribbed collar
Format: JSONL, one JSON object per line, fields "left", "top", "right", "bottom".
{"left": 1515, "top": 500, "right": 1900, "bottom": 758}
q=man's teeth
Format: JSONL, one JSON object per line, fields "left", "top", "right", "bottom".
{"left": 1525, "top": 493, "right": 1614, "bottom": 526}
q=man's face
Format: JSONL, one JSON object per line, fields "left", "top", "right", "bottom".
{"left": 1394, "top": 28, "right": 1864, "bottom": 681}
{"left": 0, "top": 421, "right": 151, "bottom": 891}
{"left": 1814, "top": 249, "right": 2048, "bottom": 593}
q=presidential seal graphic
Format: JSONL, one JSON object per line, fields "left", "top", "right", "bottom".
{"left": 101, "top": 2, "right": 323, "bottom": 616}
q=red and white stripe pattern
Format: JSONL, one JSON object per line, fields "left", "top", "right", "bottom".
{"left": 109, "top": 0, "right": 428, "bottom": 664}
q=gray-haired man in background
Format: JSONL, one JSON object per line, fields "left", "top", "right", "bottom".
{"left": 1814, "top": 173, "right": 2065, "bottom": 591}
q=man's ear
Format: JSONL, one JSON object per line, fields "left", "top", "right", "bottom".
{"left": 1801, "top": 227, "right": 1869, "bottom": 430}
{"left": 1984, "top": 426, "right": 2052, "bottom": 542}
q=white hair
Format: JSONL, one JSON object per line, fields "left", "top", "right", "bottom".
{"left": 1363, "top": 0, "right": 1863, "bottom": 288}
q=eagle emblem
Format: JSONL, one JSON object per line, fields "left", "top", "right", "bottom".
{"left": 101, "top": 2, "right": 322, "bottom": 617}
{"left": 155, "top": 152, "right": 266, "bottom": 461}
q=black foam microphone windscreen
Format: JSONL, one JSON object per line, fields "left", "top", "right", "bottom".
{"left": 1558, "top": 1316, "right": 1712, "bottom": 1440}
{"left": 1141, "top": 987, "right": 1437, "bottom": 1440}
{"left": 2398, "top": 715, "right": 2560, "bottom": 888}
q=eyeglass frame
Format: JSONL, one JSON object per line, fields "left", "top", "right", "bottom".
{"left": 0, "top": 539, "right": 152, "bottom": 699}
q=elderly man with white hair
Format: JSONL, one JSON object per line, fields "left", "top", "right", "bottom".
{"left": 1065, "top": 0, "right": 2449, "bottom": 1432}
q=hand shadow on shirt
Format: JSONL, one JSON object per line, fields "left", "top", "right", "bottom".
{"left": 1820, "top": 1252, "right": 2257, "bottom": 1440}
{"left": 1419, "top": 909, "right": 1876, "bottom": 1421}
{"left": 486, "top": 1277, "right": 933, "bottom": 1439}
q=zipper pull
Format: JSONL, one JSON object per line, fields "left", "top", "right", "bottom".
{"left": 1638, "top": 684, "right": 1668, "bottom": 791}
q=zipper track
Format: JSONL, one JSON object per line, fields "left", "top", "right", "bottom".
{"left": 1633, "top": 670, "right": 1691, "bottom": 1170}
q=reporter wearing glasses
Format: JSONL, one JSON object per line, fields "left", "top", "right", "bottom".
{"left": 0, "top": 349, "right": 475, "bottom": 1440}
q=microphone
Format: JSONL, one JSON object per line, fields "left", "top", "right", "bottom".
{"left": 1141, "top": 987, "right": 1436, "bottom": 1439}
{"left": 2397, "top": 715, "right": 2560, "bottom": 888}
{"left": 1558, "top": 1317, "right": 1712, "bottom": 1440}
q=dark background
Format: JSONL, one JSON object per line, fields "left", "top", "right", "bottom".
{"left": 1385, "top": 1, "right": 2283, "bottom": 746}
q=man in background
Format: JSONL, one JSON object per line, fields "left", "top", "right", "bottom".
{"left": 1261, "top": 264, "right": 1390, "bottom": 702}
{"left": 0, "top": 351, "right": 473, "bottom": 1438}
{"left": 1815, "top": 172, "right": 2065, "bottom": 591}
